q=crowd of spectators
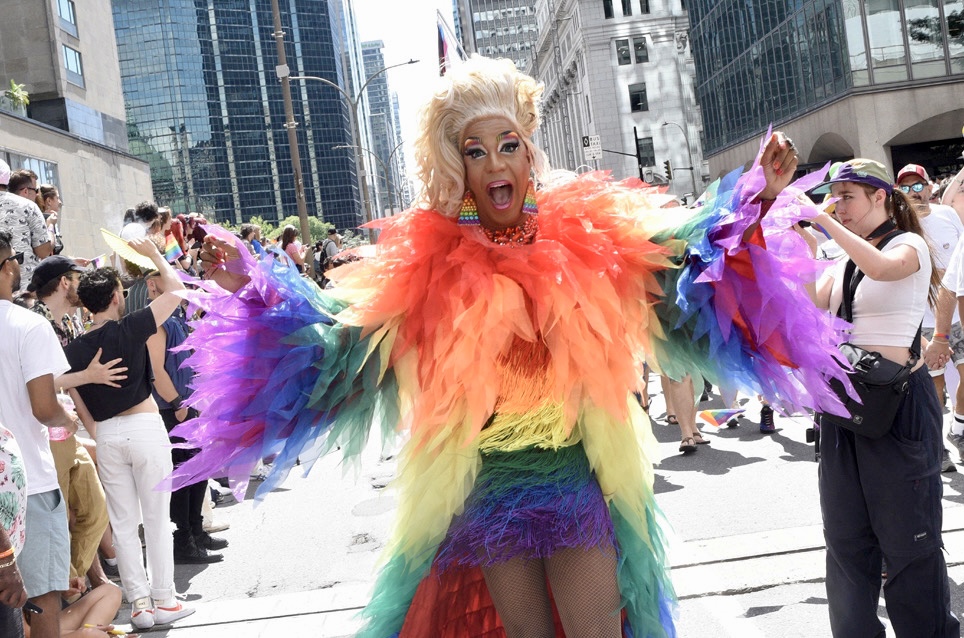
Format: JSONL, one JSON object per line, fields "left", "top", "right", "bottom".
{"left": 0, "top": 159, "right": 243, "bottom": 637}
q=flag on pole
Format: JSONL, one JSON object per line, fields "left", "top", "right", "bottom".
{"left": 437, "top": 11, "right": 467, "bottom": 76}
{"left": 697, "top": 408, "right": 745, "bottom": 427}
{"left": 90, "top": 254, "right": 108, "bottom": 269}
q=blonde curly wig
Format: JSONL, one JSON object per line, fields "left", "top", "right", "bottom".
{"left": 413, "top": 56, "right": 550, "bottom": 216}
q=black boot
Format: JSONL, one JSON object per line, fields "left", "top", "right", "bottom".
{"left": 174, "top": 530, "right": 222, "bottom": 564}
{"left": 195, "top": 531, "right": 229, "bottom": 551}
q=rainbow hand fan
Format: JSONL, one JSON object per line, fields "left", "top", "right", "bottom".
{"left": 100, "top": 229, "right": 155, "bottom": 269}
{"left": 698, "top": 408, "right": 745, "bottom": 427}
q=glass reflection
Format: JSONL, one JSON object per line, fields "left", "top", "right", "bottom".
{"left": 866, "top": 0, "right": 909, "bottom": 82}
{"left": 906, "top": 0, "right": 948, "bottom": 78}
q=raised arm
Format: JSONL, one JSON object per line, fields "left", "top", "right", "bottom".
{"left": 128, "top": 237, "right": 185, "bottom": 327}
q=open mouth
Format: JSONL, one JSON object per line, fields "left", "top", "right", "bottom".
{"left": 487, "top": 181, "right": 514, "bottom": 210}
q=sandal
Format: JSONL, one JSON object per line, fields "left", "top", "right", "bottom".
{"left": 692, "top": 432, "right": 711, "bottom": 445}
{"left": 666, "top": 414, "right": 679, "bottom": 426}
{"left": 679, "top": 436, "right": 697, "bottom": 453}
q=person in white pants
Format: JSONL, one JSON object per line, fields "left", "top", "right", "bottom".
{"left": 64, "top": 237, "right": 194, "bottom": 631}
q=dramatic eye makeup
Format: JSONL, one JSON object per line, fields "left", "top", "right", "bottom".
{"left": 463, "top": 138, "right": 485, "bottom": 157}
{"left": 497, "top": 131, "right": 521, "bottom": 151}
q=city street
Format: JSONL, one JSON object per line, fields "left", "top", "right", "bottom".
{"left": 133, "top": 384, "right": 964, "bottom": 637}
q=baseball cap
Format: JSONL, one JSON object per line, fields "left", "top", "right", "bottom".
{"left": 896, "top": 164, "right": 929, "bottom": 184}
{"left": 0, "top": 159, "right": 9, "bottom": 186}
{"left": 812, "top": 159, "right": 894, "bottom": 195}
{"left": 27, "top": 255, "right": 85, "bottom": 292}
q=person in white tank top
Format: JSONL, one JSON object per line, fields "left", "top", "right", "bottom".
{"left": 796, "top": 158, "right": 958, "bottom": 638}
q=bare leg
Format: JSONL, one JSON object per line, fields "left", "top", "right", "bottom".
{"left": 98, "top": 526, "right": 115, "bottom": 562}
{"left": 545, "top": 546, "right": 621, "bottom": 637}
{"left": 26, "top": 591, "right": 62, "bottom": 638}
{"left": 663, "top": 377, "right": 700, "bottom": 445}
{"left": 60, "top": 583, "right": 122, "bottom": 632}
{"left": 933, "top": 374, "right": 946, "bottom": 409}
{"left": 481, "top": 557, "right": 555, "bottom": 638}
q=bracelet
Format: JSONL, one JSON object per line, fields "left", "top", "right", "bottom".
{"left": 0, "top": 557, "right": 16, "bottom": 570}
{"left": 0, "top": 547, "right": 12, "bottom": 560}
{"left": 934, "top": 333, "right": 950, "bottom": 340}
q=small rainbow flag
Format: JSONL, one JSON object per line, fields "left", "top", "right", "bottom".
{"left": 91, "top": 254, "right": 108, "bottom": 269}
{"left": 164, "top": 235, "right": 184, "bottom": 262}
{"left": 698, "top": 408, "right": 745, "bottom": 427}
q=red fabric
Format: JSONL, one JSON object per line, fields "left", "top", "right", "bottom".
{"left": 399, "top": 561, "right": 629, "bottom": 637}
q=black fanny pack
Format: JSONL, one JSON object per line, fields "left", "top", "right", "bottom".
{"left": 818, "top": 226, "right": 920, "bottom": 439}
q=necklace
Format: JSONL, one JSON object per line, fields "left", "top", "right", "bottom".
{"left": 482, "top": 215, "right": 538, "bottom": 246}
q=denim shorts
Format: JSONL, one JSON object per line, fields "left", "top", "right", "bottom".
{"left": 20, "top": 489, "right": 70, "bottom": 597}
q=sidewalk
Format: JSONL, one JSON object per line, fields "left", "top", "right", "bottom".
{"left": 145, "top": 504, "right": 964, "bottom": 636}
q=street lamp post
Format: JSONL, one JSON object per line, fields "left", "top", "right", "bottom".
{"left": 662, "top": 120, "right": 699, "bottom": 199}
{"left": 291, "top": 59, "right": 417, "bottom": 240}
{"left": 270, "top": 0, "right": 313, "bottom": 276}
{"left": 334, "top": 144, "right": 396, "bottom": 217}
{"left": 336, "top": 139, "right": 407, "bottom": 216}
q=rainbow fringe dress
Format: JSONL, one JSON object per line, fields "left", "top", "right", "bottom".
{"left": 169, "top": 150, "right": 851, "bottom": 637}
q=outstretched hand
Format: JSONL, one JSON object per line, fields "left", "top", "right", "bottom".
{"left": 200, "top": 235, "right": 249, "bottom": 293}
{"left": 758, "top": 131, "right": 799, "bottom": 201}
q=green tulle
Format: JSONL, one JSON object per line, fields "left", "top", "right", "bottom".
{"left": 355, "top": 550, "right": 435, "bottom": 638}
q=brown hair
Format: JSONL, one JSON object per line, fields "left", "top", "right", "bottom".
{"left": 859, "top": 184, "right": 941, "bottom": 306}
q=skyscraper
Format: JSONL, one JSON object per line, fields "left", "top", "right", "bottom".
{"left": 689, "top": 0, "right": 964, "bottom": 178}
{"left": 459, "top": 0, "right": 539, "bottom": 71}
{"left": 113, "top": 0, "right": 367, "bottom": 230}
{"left": 361, "top": 40, "right": 407, "bottom": 217}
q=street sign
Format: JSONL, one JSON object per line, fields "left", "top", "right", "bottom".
{"left": 582, "top": 134, "right": 602, "bottom": 161}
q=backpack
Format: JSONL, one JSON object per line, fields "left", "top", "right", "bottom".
{"left": 319, "top": 239, "right": 335, "bottom": 274}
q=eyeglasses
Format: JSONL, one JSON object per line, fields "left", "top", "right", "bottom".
{"left": 1, "top": 252, "right": 24, "bottom": 266}
{"left": 22, "top": 187, "right": 38, "bottom": 195}
{"left": 898, "top": 183, "right": 926, "bottom": 193}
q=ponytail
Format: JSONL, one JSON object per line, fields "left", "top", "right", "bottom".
{"left": 886, "top": 189, "right": 941, "bottom": 307}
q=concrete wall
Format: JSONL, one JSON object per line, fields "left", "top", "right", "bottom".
{"left": 1, "top": 112, "right": 152, "bottom": 261}
{"left": 706, "top": 82, "right": 964, "bottom": 180}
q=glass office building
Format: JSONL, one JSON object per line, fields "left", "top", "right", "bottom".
{"left": 690, "top": 0, "right": 964, "bottom": 158}
{"left": 113, "top": 0, "right": 365, "bottom": 229}
{"left": 461, "top": 0, "right": 539, "bottom": 71}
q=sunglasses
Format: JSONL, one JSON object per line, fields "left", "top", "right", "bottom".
{"left": 898, "top": 183, "right": 926, "bottom": 193}
{"left": 1, "top": 252, "right": 24, "bottom": 266}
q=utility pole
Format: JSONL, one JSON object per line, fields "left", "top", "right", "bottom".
{"left": 633, "top": 126, "right": 644, "bottom": 180}
{"left": 271, "top": 0, "right": 314, "bottom": 277}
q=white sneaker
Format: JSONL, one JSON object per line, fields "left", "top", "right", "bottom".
{"left": 130, "top": 597, "right": 155, "bottom": 630}
{"left": 154, "top": 599, "right": 196, "bottom": 625}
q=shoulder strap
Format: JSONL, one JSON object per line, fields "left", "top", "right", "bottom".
{"left": 839, "top": 229, "right": 922, "bottom": 365}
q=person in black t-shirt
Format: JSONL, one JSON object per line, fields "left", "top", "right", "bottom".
{"left": 63, "top": 238, "right": 194, "bottom": 632}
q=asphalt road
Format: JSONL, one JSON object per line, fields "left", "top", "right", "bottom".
{"left": 132, "top": 385, "right": 964, "bottom": 636}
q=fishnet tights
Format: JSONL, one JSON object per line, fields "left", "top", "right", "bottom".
{"left": 481, "top": 546, "right": 622, "bottom": 638}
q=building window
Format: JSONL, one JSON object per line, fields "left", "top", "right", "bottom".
{"left": 616, "top": 39, "right": 632, "bottom": 65}
{"left": 58, "top": 0, "right": 78, "bottom": 37}
{"left": 636, "top": 136, "right": 655, "bottom": 166}
{"left": 639, "top": 0, "right": 650, "bottom": 12}
{"left": 63, "top": 45, "right": 85, "bottom": 88}
{"left": 633, "top": 37, "right": 648, "bottom": 63}
{"left": 622, "top": 0, "right": 633, "bottom": 16}
{"left": 629, "top": 83, "right": 648, "bottom": 111}
{"left": 603, "top": 0, "right": 614, "bottom": 19}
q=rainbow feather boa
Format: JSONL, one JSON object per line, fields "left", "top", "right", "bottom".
{"left": 169, "top": 146, "right": 848, "bottom": 637}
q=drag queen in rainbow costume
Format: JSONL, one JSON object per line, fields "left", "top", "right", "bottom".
{"left": 171, "top": 57, "right": 851, "bottom": 637}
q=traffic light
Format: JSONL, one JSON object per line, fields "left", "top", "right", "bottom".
{"left": 663, "top": 159, "right": 673, "bottom": 180}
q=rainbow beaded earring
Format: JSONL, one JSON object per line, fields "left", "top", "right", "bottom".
{"left": 458, "top": 190, "right": 480, "bottom": 225}
{"left": 523, "top": 180, "right": 538, "bottom": 215}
